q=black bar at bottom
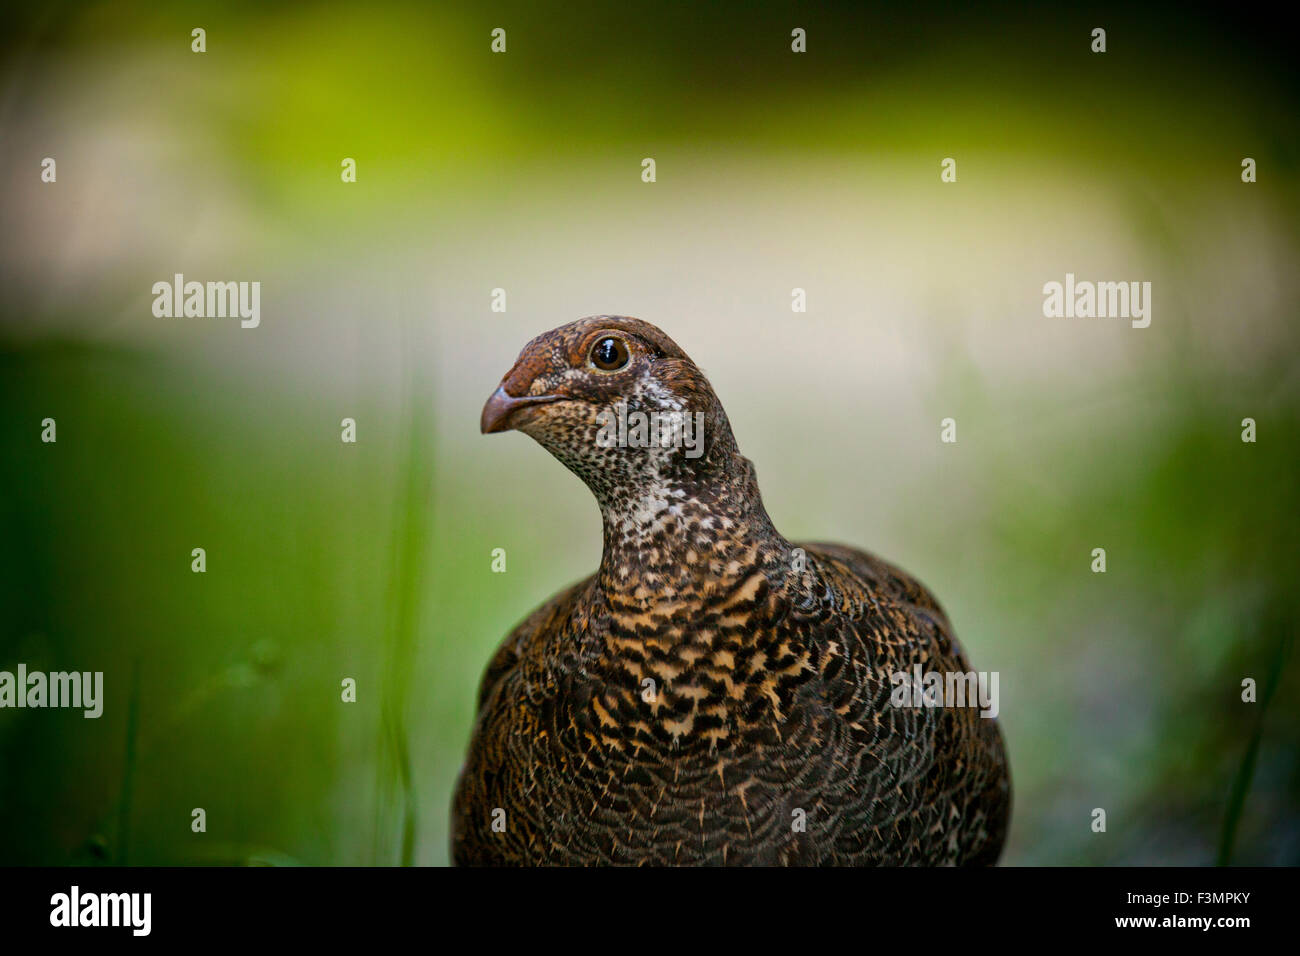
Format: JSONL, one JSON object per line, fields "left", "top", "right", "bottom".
{"left": 0, "top": 865, "right": 1281, "bottom": 942}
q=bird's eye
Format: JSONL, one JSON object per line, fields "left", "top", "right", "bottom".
{"left": 590, "top": 336, "right": 630, "bottom": 372}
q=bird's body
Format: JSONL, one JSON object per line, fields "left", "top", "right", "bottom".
{"left": 453, "top": 316, "right": 1010, "bottom": 865}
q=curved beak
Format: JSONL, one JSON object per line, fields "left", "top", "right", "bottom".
{"left": 480, "top": 386, "right": 563, "bottom": 434}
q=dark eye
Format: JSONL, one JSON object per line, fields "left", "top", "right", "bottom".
{"left": 590, "top": 336, "right": 630, "bottom": 371}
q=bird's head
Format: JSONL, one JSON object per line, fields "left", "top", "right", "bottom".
{"left": 481, "top": 316, "right": 742, "bottom": 507}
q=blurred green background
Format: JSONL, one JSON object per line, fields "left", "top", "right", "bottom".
{"left": 1, "top": 1, "right": 1297, "bottom": 865}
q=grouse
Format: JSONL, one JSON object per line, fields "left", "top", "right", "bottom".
{"left": 453, "top": 316, "right": 1010, "bottom": 865}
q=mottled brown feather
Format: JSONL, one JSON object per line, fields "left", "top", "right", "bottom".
{"left": 452, "top": 317, "right": 1011, "bottom": 866}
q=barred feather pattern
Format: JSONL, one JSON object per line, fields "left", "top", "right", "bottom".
{"left": 453, "top": 316, "right": 1010, "bottom": 866}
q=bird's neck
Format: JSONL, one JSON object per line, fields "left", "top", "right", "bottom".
{"left": 595, "top": 452, "right": 793, "bottom": 603}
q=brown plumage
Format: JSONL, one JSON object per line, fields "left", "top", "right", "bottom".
{"left": 452, "top": 316, "right": 1011, "bottom": 865}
